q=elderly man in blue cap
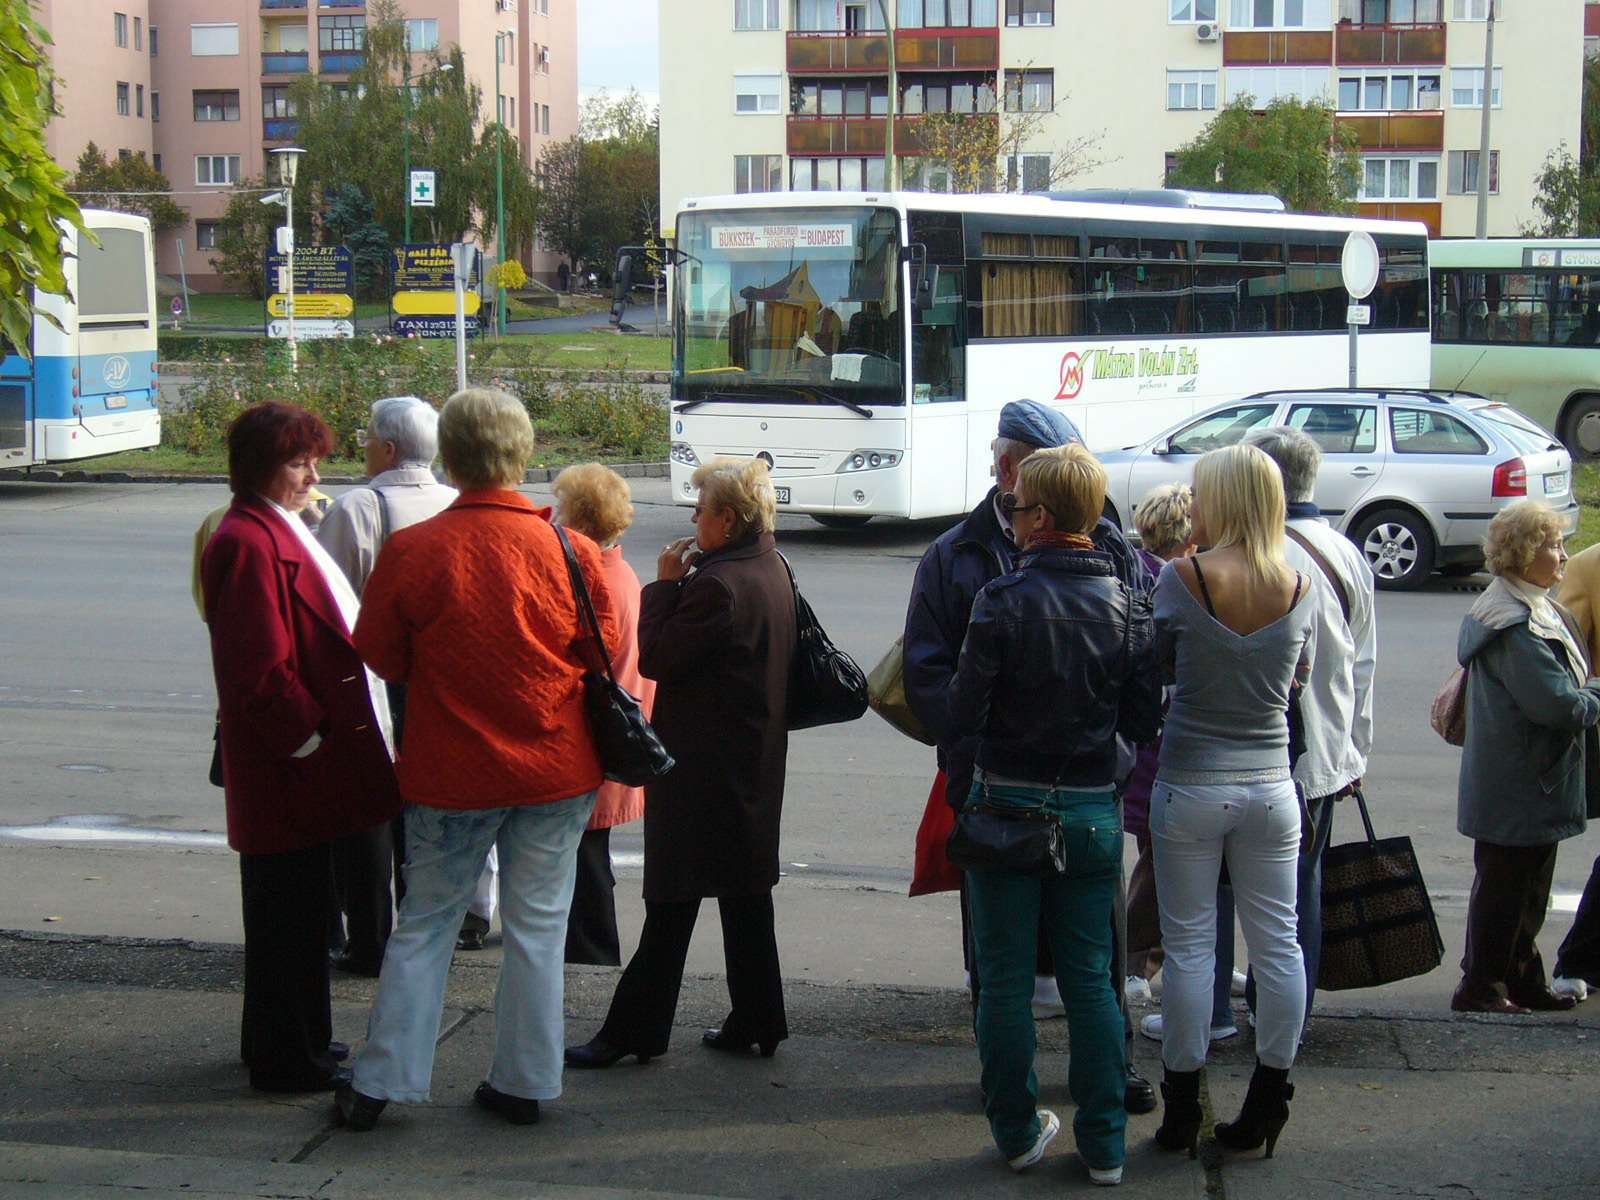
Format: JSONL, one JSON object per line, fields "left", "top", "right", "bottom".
{"left": 903, "top": 398, "right": 1156, "bottom": 1115}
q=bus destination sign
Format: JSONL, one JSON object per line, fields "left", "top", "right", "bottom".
{"left": 713, "top": 225, "right": 854, "bottom": 251}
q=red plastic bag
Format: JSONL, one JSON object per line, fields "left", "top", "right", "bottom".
{"left": 909, "top": 770, "right": 962, "bottom": 897}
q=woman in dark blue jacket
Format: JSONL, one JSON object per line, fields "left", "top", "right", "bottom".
{"left": 947, "top": 444, "right": 1163, "bottom": 1186}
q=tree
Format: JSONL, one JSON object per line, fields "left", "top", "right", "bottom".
{"left": 69, "top": 143, "right": 187, "bottom": 233}
{"left": 1167, "top": 95, "right": 1360, "bottom": 214}
{"left": 209, "top": 178, "right": 276, "bottom": 298}
{"left": 1524, "top": 143, "right": 1600, "bottom": 237}
{"left": 0, "top": 0, "right": 84, "bottom": 356}
{"left": 905, "top": 80, "right": 1112, "bottom": 193}
{"left": 320, "top": 184, "right": 391, "bottom": 300}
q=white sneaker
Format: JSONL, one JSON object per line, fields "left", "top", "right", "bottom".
{"left": 1032, "top": 975, "right": 1066, "bottom": 1019}
{"left": 1079, "top": 1153, "right": 1124, "bottom": 1186}
{"left": 1124, "top": 975, "right": 1152, "bottom": 1003}
{"left": 1231, "top": 970, "right": 1249, "bottom": 996}
{"left": 1553, "top": 976, "right": 1590, "bottom": 1002}
{"left": 1008, "top": 1109, "right": 1060, "bottom": 1172}
{"left": 1138, "top": 1013, "right": 1238, "bottom": 1043}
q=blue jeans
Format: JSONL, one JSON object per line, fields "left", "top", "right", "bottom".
{"left": 352, "top": 793, "right": 595, "bottom": 1104}
{"left": 965, "top": 784, "right": 1127, "bottom": 1170}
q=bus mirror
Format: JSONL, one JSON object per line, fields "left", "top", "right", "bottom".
{"left": 913, "top": 263, "right": 939, "bottom": 313}
{"left": 610, "top": 254, "right": 634, "bottom": 325}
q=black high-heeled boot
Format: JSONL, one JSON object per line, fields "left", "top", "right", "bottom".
{"left": 1214, "top": 1060, "right": 1294, "bottom": 1159}
{"left": 1152, "top": 1068, "right": 1202, "bottom": 1158}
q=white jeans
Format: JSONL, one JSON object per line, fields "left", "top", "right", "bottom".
{"left": 1150, "top": 776, "right": 1304, "bottom": 1073}
{"left": 352, "top": 793, "right": 595, "bottom": 1104}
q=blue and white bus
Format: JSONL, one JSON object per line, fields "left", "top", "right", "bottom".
{"left": 0, "top": 209, "right": 160, "bottom": 469}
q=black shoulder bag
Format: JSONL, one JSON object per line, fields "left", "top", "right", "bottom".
{"left": 779, "top": 552, "right": 869, "bottom": 730}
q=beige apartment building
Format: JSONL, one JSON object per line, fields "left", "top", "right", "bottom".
{"left": 660, "top": 0, "right": 1585, "bottom": 237}
{"left": 41, "top": 0, "right": 577, "bottom": 289}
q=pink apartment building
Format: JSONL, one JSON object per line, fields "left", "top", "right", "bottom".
{"left": 39, "top": 0, "right": 577, "bottom": 291}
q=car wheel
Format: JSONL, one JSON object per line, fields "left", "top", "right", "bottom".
{"left": 1560, "top": 394, "right": 1600, "bottom": 462}
{"left": 810, "top": 514, "right": 872, "bottom": 529}
{"left": 1351, "top": 507, "right": 1436, "bottom": 591}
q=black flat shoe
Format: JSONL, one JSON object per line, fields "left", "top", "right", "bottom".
{"left": 702, "top": 1027, "right": 779, "bottom": 1058}
{"left": 1124, "top": 1064, "right": 1157, "bottom": 1115}
{"left": 252, "top": 1065, "right": 352, "bottom": 1094}
{"left": 1508, "top": 987, "right": 1579, "bottom": 1012}
{"left": 329, "top": 949, "right": 382, "bottom": 978}
{"left": 474, "top": 1081, "right": 540, "bottom": 1125}
{"left": 564, "top": 1037, "right": 653, "bottom": 1068}
{"left": 327, "top": 1041, "right": 350, "bottom": 1062}
{"left": 333, "top": 1083, "right": 386, "bottom": 1132}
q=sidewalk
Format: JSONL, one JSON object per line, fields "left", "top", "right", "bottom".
{"left": 0, "top": 930, "right": 1595, "bottom": 1200}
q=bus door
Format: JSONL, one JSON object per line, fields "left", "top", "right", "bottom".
{"left": 0, "top": 334, "right": 29, "bottom": 465}
{"left": 907, "top": 264, "right": 970, "bottom": 515}
{"left": 1283, "top": 399, "right": 1385, "bottom": 521}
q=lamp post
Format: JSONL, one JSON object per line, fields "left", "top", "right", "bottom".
{"left": 495, "top": 32, "right": 508, "bottom": 338}
{"left": 272, "top": 146, "right": 305, "bottom": 371}
{"left": 402, "top": 63, "right": 453, "bottom": 244}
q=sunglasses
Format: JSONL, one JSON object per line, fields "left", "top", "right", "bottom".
{"left": 1000, "top": 492, "right": 1052, "bottom": 519}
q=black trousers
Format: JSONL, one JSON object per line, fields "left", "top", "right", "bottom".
{"left": 329, "top": 821, "right": 397, "bottom": 967}
{"left": 1460, "top": 839, "right": 1559, "bottom": 1002}
{"left": 239, "top": 842, "right": 340, "bottom": 1090}
{"left": 1555, "top": 852, "right": 1600, "bottom": 985}
{"left": 565, "top": 827, "right": 622, "bottom": 966}
{"left": 597, "top": 891, "right": 787, "bottom": 1056}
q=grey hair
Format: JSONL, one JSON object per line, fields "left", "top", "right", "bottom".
{"left": 993, "top": 436, "right": 1032, "bottom": 474}
{"left": 368, "top": 395, "right": 439, "bottom": 468}
{"left": 1243, "top": 425, "right": 1320, "bottom": 504}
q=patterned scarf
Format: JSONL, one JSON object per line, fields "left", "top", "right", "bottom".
{"left": 1027, "top": 530, "right": 1095, "bottom": 552}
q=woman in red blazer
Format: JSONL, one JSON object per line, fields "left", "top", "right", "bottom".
{"left": 200, "top": 402, "right": 400, "bottom": 1093}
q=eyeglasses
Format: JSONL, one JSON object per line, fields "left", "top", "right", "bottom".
{"left": 354, "top": 428, "right": 369, "bottom": 448}
{"left": 1000, "top": 492, "right": 1050, "bottom": 519}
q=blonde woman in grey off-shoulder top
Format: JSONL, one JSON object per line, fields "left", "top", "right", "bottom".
{"left": 1148, "top": 444, "right": 1315, "bottom": 1164}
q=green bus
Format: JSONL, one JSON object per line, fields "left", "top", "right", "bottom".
{"left": 1431, "top": 238, "right": 1600, "bottom": 459}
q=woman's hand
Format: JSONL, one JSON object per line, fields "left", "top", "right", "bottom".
{"left": 657, "top": 536, "right": 698, "bottom": 581}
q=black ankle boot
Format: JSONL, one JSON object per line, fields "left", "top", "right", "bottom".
{"left": 1153, "top": 1068, "right": 1202, "bottom": 1158}
{"left": 1214, "top": 1060, "right": 1294, "bottom": 1158}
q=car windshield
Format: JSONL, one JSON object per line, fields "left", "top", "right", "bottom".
{"left": 1166, "top": 403, "right": 1279, "bottom": 454}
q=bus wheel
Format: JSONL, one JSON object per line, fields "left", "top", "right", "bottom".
{"left": 811, "top": 514, "right": 873, "bottom": 529}
{"left": 1351, "top": 507, "right": 1435, "bottom": 591}
{"left": 1561, "top": 395, "right": 1600, "bottom": 461}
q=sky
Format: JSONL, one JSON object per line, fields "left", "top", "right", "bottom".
{"left": 578, "top": 0, "right": 660, "bottom": 108}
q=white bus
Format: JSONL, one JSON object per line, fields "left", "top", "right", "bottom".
{"left": 1430, "top": 237, "right": 1600, "bottom": 459}
{"left": 0, "top": 209, "right": 161, "bottom": 469}
{"left": 661, "top": 190, "right": 1430, "bottom": 524}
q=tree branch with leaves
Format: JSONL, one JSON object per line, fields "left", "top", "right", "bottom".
{"left": 1167, "top": 95, "right": 1359, "bottom": 214}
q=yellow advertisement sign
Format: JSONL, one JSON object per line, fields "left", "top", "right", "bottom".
{"left": 393, "top": 290, "right": 481, "bottom": 316}
{"left": 268, "top": 293, "right": 354, "bottom": 318}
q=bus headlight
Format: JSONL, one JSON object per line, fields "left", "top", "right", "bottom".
{"left": 838, "top": 449, "right": 901, "bottom": 473}
{"left": 670, "top": 442, "right": 699, "bottom": 467}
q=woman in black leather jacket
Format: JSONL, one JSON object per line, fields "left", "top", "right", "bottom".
{"left": 947, "top": 443, "right": 1163, "bottom": 1186}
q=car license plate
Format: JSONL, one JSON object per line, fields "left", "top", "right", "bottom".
{"left": 1545, "top": 472, "right": 1569, "bottom": 496}
{"left": 774, "top": 486, "right": 791, "bottom": 504}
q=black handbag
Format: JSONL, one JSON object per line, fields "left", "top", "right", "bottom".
{"left": 555, "top": 526, "right": 676, "bottom": 787}
{"left": 780, "top": 553, "right": 869, "bottom": 731}
{"left": 1318, "top": 786, "right": 1445, "bottom": 991}
{"left": 945, "top": 781, "right": 1067, "bottom": 876}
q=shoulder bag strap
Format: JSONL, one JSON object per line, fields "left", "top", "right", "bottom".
{"left": 1285, "top": 526, "right": 1350, "bottom": 625}
{"left": 554, "top": 524, "right": 619, "bottom": 685}
{"left": 365, "top": 484, "right": 391, "bottom": 546}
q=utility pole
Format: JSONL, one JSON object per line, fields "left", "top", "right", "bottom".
{"left": 874, "top": 0, "right": 898, "bottom": 189}
{"left": 1474, "top": 4, "right": 1496, "bottom": 238}
{"left": 495, "top": 32, "right": 508, "bottom": 338}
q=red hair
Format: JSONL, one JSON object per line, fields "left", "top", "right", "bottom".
{"left": 227, "top": 402, "right": 334, "bottom": 497}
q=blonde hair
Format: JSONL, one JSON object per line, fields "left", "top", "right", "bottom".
{"left": 553, "top": 462, "right": 634, "bottom": 548}
{"left": 1192, "top": 444, "right": 1287, "bottom": 585}
{"left": 1484, "top": 499, "right": 1565, "bottom": 578}
{"left": 1017, "top": 443, "right": 1105, "bottom": 534}
{"left": 1135, "top": 482, "right": 1193, "bottom": 558}
{"left": 438, "top": 387, "right": 534, "bottom": 490}
{"left": 691, "top": 457, "right": 778, "bottom": 535}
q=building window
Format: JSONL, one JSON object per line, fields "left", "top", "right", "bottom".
{"left": 1006, "top": 152, "right": 1052, "bottom": 191}
{"left": 133, "top": 16, "right": 142, "bottom": 49}
{"left": 735, "top": 0, "right": 781, "bottom": 28}
{"left": 135, "top": 84, "right": 144, "bottom": 118}
{"left": 196, "top": 155, "right": 242, "bottom": 186}
{"left": 149, "top": 25, "right": 158, "bottom": 55}
{"left": 191, "top": 23, "right": 240, "bottom": 56}
{"left": 114, "top": 12, "right": 128, "bottom": 46}
{"left": 1341, "top": 0, "right": 1442, "bottom": 19}
{"left": 1229, "top": 0, "right": 1332, "bottom": 28}
{"left": 794, "top": 77, "right": 891, "bottom": 115}
{"left": 193, "top": 90, "right": 241, "bottom": 121}
{"left": 1359, "top": 154, "right": 1439, "bottom": 199}
{"left": 541, "top": 103, "right": 551, "bottom": 133}
{"left": 1006, "top": 0, "right": 1054, "bottom": 25}
{"left": 1336, "top": 71, "right": 1440, "bottom": 109}
{"left": 1171, "top": 0, "right": 1218, "bottom": 19}
{"left": 1447, "top": 149, "right": 1499, "bottom": 193}
{"left": 1004, "top": 68, "right": 1053, "bottom": 112}
{"left": 735, "top": 74, "right": 782, "bottom": 113}
{"left": 1451, "top": 0, "right": 1500, "bottom": 18}
{"left": 116, "top": 82, "right": 130, "bottom": 115}
{"left": 898, "top": 0, "right": 1001, "bottom": 27}
{"left": 262, "top": 85, "right": 294, "bottom": 118}
{"left": 499, "top": 32, "right": 514, "bottom": 63}
{"left": 279, "top": 23, "right": 309, "bottom": 52}
{"left": 1168, "top": 68, "right": 1219, "bottom": 109}
{"left": 790, "top": 156, "right": 887, "bottom": 191}
{"left": 1227, "top": 65, "right": 1332, "bottom": 104}
{"left": 1449, "top": 66, "right": 1502, "bottom": 107}
{"left": 404, "top": 19, "right": 439, "bottom": 51}
{"left": 319, "top": 15, "right": 365, "bottom": 52}
{"left": 151, "top": 153, "right": 161, "bottom": 173}
{"left": 196, "top": 221, "right": 219, "bottom": 251}
{"left": 537, "top": 44, "right": 551, "bottom": 72}
{"left": 736, "top": 154, "right": 783, "bottom": 192}
{"left": 151, "top": 91, "right": 160, "bottom": 122}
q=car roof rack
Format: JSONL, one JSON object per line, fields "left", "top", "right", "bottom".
{"left": 1241, "top": 386, "right": 1488, "bottom": 406}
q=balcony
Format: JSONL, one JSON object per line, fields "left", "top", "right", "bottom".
{"left": 1358, "top": 200, "right": 1440, "bottom": 235}
{"left": 1340, "top": 111, "right": 1443, "bottom": 150}
{"left": 260, "top": 0, "right": 307, "bottom": 8}
{"left": 1335, "top": 21, "right": 1445, "bottom": 64}
{"left": 264, "top": 118, "right": 300, "bottom": 140}
{"left": 262, "top": 51, "right": 310, "bottom": 73}
{"left": 1223, "top": 30, "right": 1333, "bottom": 64}
{"left": 319, "top": 52, "right": 364, "bottom": 72}
{"left": 787, "top": 28, "right": 998, "bottom": 74}
{"left": 786, "top": 112, "right": 996, "bottom": 157}
{"left": 318, "top": 0, "right": 365, "bottom": 7}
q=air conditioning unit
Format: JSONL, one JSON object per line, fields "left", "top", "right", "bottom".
{"left": 1196, "top": 21, "right": 1220, "bottom": 41}
{"left": 496, "top": 0, "right": 516, "bottom": 10}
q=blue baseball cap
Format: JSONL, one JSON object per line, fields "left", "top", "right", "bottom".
{"left": 998, "top": 400, "right": 1083, "bottom": 449}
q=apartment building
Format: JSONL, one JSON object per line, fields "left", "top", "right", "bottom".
{"left": 660, "top": 0, "right": 1584, "bottom": 237}
{"left": 41, "top": 0, "right": 577, "bottom": 289}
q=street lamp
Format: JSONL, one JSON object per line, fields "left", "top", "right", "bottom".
{"left": 402, "top": 63, "right": 453, "bottom": 244}
{"left": 272, "top": 146, "right": 305, "bottom": 371}
{"left": 495, "top": 32, "right": 508, "bottom": 338}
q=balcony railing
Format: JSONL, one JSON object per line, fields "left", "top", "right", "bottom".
{"left": 262, "top": 51, "right": 310, "bottom": 73}
{"left": 1223, "top": 29, "right": 1333, "bottom": 64}
{"left": 260, "top": 0, "right": 307, "bottom": 9}
{"left": 264, "top": 117, "right": 300, "bottom": 140}
{"left": 787, "top": 29, "right": 997, "bottom": 73}
{"left": 1335, "top": 21, "right": 1445, "bottom": 64}
{"left": 319, "top": 51, "right": 364, "bottom": 72}
{"left": 1339, "top": 111, "right": 1443, "bottom": 150}
{"left": 896, "top": 30, "right": 998, "bottom": 70}
{"left": 1357, "top": 200, "right": 1440, "bottom": 236}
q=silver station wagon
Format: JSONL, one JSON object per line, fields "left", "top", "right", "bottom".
{"left": 1097, "top": 388, "right": 1579, "bottom": 590}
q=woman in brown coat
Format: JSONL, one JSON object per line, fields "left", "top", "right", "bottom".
{"left": 567, "top": 458, "right": 798, "bottom": 1066}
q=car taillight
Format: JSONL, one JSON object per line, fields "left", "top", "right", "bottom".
{"left": 1492, "top": 457, "right": 1527, "bottom": 497}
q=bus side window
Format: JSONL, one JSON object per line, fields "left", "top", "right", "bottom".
{"left": 912, "top": 266, "right": 965, "bottom": 403}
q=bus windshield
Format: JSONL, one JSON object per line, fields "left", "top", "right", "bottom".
{"left": 675, "top": 206, "right": 903, "bottom": 407}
